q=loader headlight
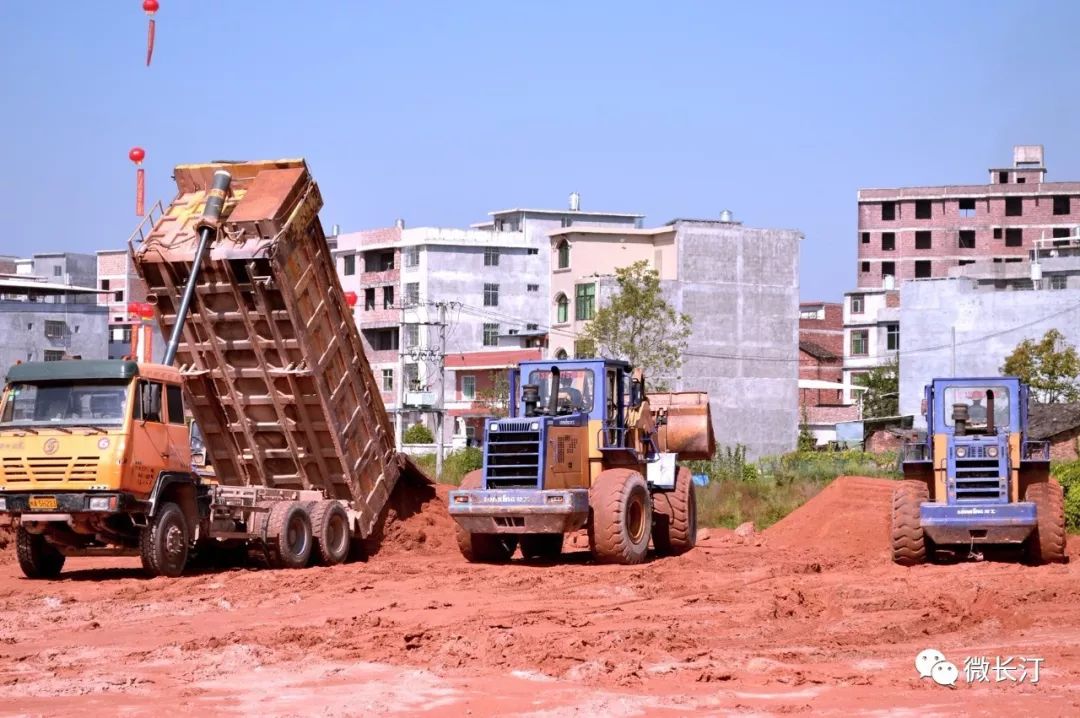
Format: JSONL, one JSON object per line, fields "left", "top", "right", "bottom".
{"left": 530, "top": 422, "right": 540, "bottom": 431}
{"left": 956, "top": 446, "right": 968, "bottom": 458}
{"left": 987, "top": 446, "right": 999, "bottom": 458}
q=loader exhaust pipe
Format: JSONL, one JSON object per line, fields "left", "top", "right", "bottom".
{"left": 162, "top": 170, "right": 232, "bottom": 366}
{"left": 547, "top": 366, "right": 561, "bottom": 416}
{"left": 985, "top": 390, "right": 995, "bottom": 434}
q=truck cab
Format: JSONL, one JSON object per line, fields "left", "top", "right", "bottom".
{"left": 894, "top": 376, "right": 1066, "bottom": 564}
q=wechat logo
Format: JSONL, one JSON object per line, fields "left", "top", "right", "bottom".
{"left": 915, "top": 648, "right": 958, "bottom": 687}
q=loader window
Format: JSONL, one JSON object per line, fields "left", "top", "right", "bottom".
{"left": 0, "top": 381, "right": 129, "bottom": 427}
{"left": 527, "top": 369, "right": 594, "bottom": 415}
{"left": 943, "top": 386, "right": 1010, "bottom": 430}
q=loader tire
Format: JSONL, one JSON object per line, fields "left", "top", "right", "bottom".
{"left": 454, "top": 470, "right": 518, "bottom": 563}
{"left": 309, "top": 500, "right": 351, "bottom": 566}
{"left": 890, "top": 480, "right": 929, "bottom": 566}
{"left": 652, "top": 466, "right": 697, "bottom": 556}
{"left": 589, "top": 469, "right": 652, "bottom": 565}
{"left": 266, "top": 501, "right": 313, "bottom": 570}
{"left": 1025, "top": 480, "right": 1067, "bottom": 565}
{"left": 140, "top": 501, "right": 189, "bottom": 578}
{"left": 519, "top": 533, "right": 563, "bottom": 561}
{"left": 16, "top": 526, "right": 65, "bottom": 579}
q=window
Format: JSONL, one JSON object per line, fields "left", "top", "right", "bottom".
{"left": 404, "top": 246, "right": 419, "bottom": 267}
{"left": 958, "top": 198, "right": 976, "bottom": 217}
{"left": 993, "top": 228, "right": 1003, "bottom": 239}
{"left": 1050, "top": 275, "right": 1068, "bottom": 290}
{"left": 943, "top": 385, "right": 1011, "bottom": 428}
{"left": 915, "top": 260, "right": 932, "bottom": 278}
{"left": 998, "top": 171, "right": 1009, "bottom": 184}
{"left": 527, "top": 248, "right": 538, "bottom": 255}
{"left": 914, "top": 200, "right": 931, "bottom": 219}
{"left": 379, "top": 252, "right": 395, "bottom": 271}
{"left": 555, "top": 293, "right": 569, "bottom": 323}
{"left": 1017, "top": 177, "right": 1026, "bottom": 184}
{"left": 881, "top": 202, "right": 896, "bottom": 221}
{"left": 483, "top": 283, "right": 499, "bottom": 307}
{"left": 1053, "top": 196, "right": 1070, "bottom": 215}
{"left": 343, "top": 254, "right": 356, "bottom": 276}
{"left": 364, "top": 288, "right": 375, "bottom": 310}
{"left": 882, "top": 232, "right": 895, "bottom": 251}
{"left": 1005, "top": 228, "right": 1023, "bottom": 247}
{"left": 134, "top": 381, "right": 163, "bottom": 422}
{"left": 404, "top": 364, "right": 419, "bottom": 391}
{"left": 381, "top": 368, "right": 394, "bottom": 392}
{"left": 44, "top": 320, "right": 66, "bottom": 339}
{"left": 484, "top": 247, "right": 500, "bottom": 267}
{"left": 561, "top": 217, "right": 574, "bottom": 228}
{"left": 850, "top": 331, "right": 868, "bottom": 356}
{"left": 861, "top": 232, "right": 869, "bottom": 244}
{"left": 575, "top": 283, "right": 595, "bottom": 321}
{"left": 861, "top": 261, "right": 870, "bottom": 273}
{"left": 44, "top": 350, "right": 64, "bottom": 362}
{"left": 526, "top": 322, "right": 539, "bottom": 330}
{"left": 461, "top": 375, "right": 476, "bottom": 400}
{"left": 404, "top": 324, "right": 419, "bottom": 348}
{"left": 383, "top": 286, "right": 394, "bottom": 309}
{"left": 114, "top": 290, "right": 124, "bottom": 302}
{"left": 881, "top": 261, "right": 895, "bottom": 278}
{"left": 850, "top": 294, "right": 864, "bottom": 314}
{"left": 556, "top": 240, "right": 570, "bottom": 269}
{"left": 166, "top": 385, "right": 185, "bottom": 425}
{"left": 958, "top": 230, "right": 975, "bottom": 249}
{"left": 404, "top": 282, "right": 420, "bottom": 306}
{"left": 527, "top": 284, "right": 539, "bottom": 292}
{"left": 100, "top": 279, "right": 110, "bottom": 291}
{"left": 554, "top": 349, "right": 569, "bottom": 360}
{"left": 53, "top": 266, "right": 62, "bottom": 277}
{"left": 915, "top": 231, "right": 932, "bottom": 249}
{"left": 958, "top": 259, "right": 975, "bottom": 266}
{"left": 1005, "top": 197, "right": 1023, "bottom": 216}
{"left": 1053, "top": 227, "right": 1071, "bottom": 239}
{"left": 886, "top": 324, "right": 899, "bottom": 352}
{"left": 482, "top": 323, "right": 498, "bottom": 346}
{"left": 26, "top": 323, "right": 32, "bottom": 331}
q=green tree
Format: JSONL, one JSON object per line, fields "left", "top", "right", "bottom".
{"left": 857, "top": 359, "right": 899, "bottom": 418}
{"left": 475, "top": 371, "right": 511, "bottom": 418}
{"left": 581, "top": 260, "right": 692, "bottom": 386}
{"left": 1001, "top": 329, "right": 1080, "bottom": 403}
{"left": 403, "top": 423, "right": 434, "bottom": 444}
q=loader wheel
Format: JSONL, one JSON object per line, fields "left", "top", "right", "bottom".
{"left": 519, "top": 533, "right": 563, "bottom": 561}
{"left": 1025, "top": 480, "right": 1067, "bottom": 565}
{"left": 140, "top": 501, "right": 189, "bottom": 578}
{"left": 309, "top": 500, "right": 351, "bottom": 566}
{"left": 454, "top": 470, "right": 519, "bottom": 563}
{"left": 266, "top": 501, "right": 313, "bottom": 570}
{"left": 16, "top": 526, "right": 65, "bottom": 579}
{"left": 589, "top": 469, "right": 652, "bottom": 565}
{"left": 890, "top": 480, "right": 929, "bottom": 566}
{"left": 652, "top": 466, "right": 697, "bottom": 556}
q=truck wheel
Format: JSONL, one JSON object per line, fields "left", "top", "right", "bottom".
{"left": 454, "top": 470, "right": 518, "bottom": 563}
{"left": 520, "top": 534, "right": 563, "bottom": 561}
{"left": 309, "top": 500, "right": 351, "bottom": 566}
{"left": 890, "top": 480, "right": 929, "bottom": 566}
{"left": 266, "top": 501, "right": 313, "bottom": 569}
{"left": 589, "top": 469, "right": 652, "bottom": 565}
{"left": 652, "top": 466, "right": 697, "bottom": 556}
{"left": 16, "top": 526, "right": 65, "bottom": 579}
{"left": 140, "top": 501, "right": 189, "bottom": 578}
{"left": 1025, "top": 480, "right": 1067, "bottom": 565}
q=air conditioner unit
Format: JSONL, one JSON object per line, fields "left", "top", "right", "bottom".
{"left": 405, "top": 391, "right": 437, "bottom": 408}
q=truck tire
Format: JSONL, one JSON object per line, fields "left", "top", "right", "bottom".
{"left": 140, "top": 501, "right": 189, "bottom": 578}
{"left": 890, "top": 480, "right": 929, "bottom": 566}
{"left": 519, "top": 533, "right": 563, "bottom": 561}
{"left": 266, "top": 501, "right": 313, "bottom": 569}
{"left": 309, "top": 500, "right": 351, "bottom": 566}
{"left": 1025, "top": 480, "right": 1067, "bottom": 565}
{"left": 454, "top": 470, "right": 518, "bottom": 563}
{"left": 652, "top": 466, "right": 697, "bottom": 556}
{"left": 16, "top": 526, "right": 65, "bottom": 579}
{"left": 589, "top": 469, "right": 652, "bottom": 565}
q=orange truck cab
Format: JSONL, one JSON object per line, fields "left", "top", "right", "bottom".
{"left": 0, "top": 359, "right": 203, "bottom": 577}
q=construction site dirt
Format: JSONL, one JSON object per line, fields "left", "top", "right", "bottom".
{"left": 1, "top": 476, "right": 1078, "bottom": 716}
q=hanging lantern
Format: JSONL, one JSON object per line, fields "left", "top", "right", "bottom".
{"left": 343, "top": 291, "right": 359, "bottom": 307}
{"left": 129, "top": 147, "right": 146, "bottom": 216}
{"left": 143, "top": 1, "right": 159, "bottom": 66}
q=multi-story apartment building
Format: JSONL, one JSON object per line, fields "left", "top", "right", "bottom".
{"left": 840, "top": 288, "right": 900, "bottom": 404}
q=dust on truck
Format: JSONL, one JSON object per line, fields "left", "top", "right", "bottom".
{"left": 448, "top": 359, "right": 715, "bottom": 564}
{"left": 0, "top": 159, "right": 420, "bottom": 579}
{"left": 892, "top": 377, "right": 1067, "bottom": 565}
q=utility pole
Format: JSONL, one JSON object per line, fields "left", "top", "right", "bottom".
{"left": 951, "top": 326, "right": 957, "bottom": 375}
{"left": 395, "top": 295, "right": 405, "bottom": 447}
{"left": 435, "top": 301, "right": 448, "bottom": 480}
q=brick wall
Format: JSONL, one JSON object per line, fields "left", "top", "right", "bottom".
{"left": 1048, "top": 429, "right": 1080, "bottom": 462}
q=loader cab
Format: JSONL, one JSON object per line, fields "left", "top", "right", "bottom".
{"left": 514, "top": 359, "right": 634, "bottom": 445}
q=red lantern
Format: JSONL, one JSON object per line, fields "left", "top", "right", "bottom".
{"left": 143, "top": 1, "right": 159, "bottom": 66}
{"left": 129, "top": 147, "right": 146, "bottom": 216}
{"left": 343, "top": 291, "right": 358, "bottom": 307}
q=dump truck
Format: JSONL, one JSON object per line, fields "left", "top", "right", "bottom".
{"left": 892, "top": 376, "right": 1067, "bottom": 565}
{"left": 448, "top": 358, "right": 715, "bottom": 564}
{"left": 0, "top": 159, "right": 420, "bottom": 578}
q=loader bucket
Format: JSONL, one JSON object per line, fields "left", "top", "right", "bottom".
{"left": 647, "top": 391, "right": 716, "bottom": 461}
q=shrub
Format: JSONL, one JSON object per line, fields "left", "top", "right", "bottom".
{"left": 403, "top": 423, "right": 434, "bottom": 444}
{"left": 1051, "top": 459, "right": 1080, "bottom": 532}
{"left": 412, "top": 447, "right": 483, "bottom": 486}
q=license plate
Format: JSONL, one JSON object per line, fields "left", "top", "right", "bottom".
{"left": 28, "top": 496, "right": 58, "bottom": 510}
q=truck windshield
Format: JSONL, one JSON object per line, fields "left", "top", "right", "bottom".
{"left": 943, "top": 386, "right": 1010, "bottom": 430}
{"left": 0, "top": 382, "right": 130, "bottom": 427}
{"left": 527, "top": 369, "right": 595, "bottom": 414}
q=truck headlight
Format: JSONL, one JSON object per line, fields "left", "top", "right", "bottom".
{"left": 956, "top": 446, "right": 967, "bottom": 458}
{"left": 987, "top": 446, "right": 999, "bottom": 458}
{"left": 88, "top": 496, "right": 115, "bottom": 511}
{"left": 0, "top": 497, "right": 6, "bottom": 511}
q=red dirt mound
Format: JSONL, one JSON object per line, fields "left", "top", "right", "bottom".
{"left": 763, "top": 475, "right": 895, "bottom": 563}
{"left": 362, "top": 478, "right": 458, "bottom": 557}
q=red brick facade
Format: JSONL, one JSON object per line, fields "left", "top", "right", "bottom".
{"left": 799, "top": 302, "right": 845, "bottom": 408}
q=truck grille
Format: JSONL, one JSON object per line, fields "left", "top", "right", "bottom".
{"left": 485, "top": 425, "right": 541, "bottom": 488}
{"left": 0, "top": 456, "right": 99, "bottom": 484}
{"left": 952, "top": 448, "right": 1006, "bottom": 502}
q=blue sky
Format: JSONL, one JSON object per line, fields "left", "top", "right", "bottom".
{"left": 2, "top": 1, "right": 1078, "bottom": 301}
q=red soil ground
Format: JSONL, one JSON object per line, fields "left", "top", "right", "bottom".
{"left": 1, "top": 476, "right": 1077, "bottom": 716}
